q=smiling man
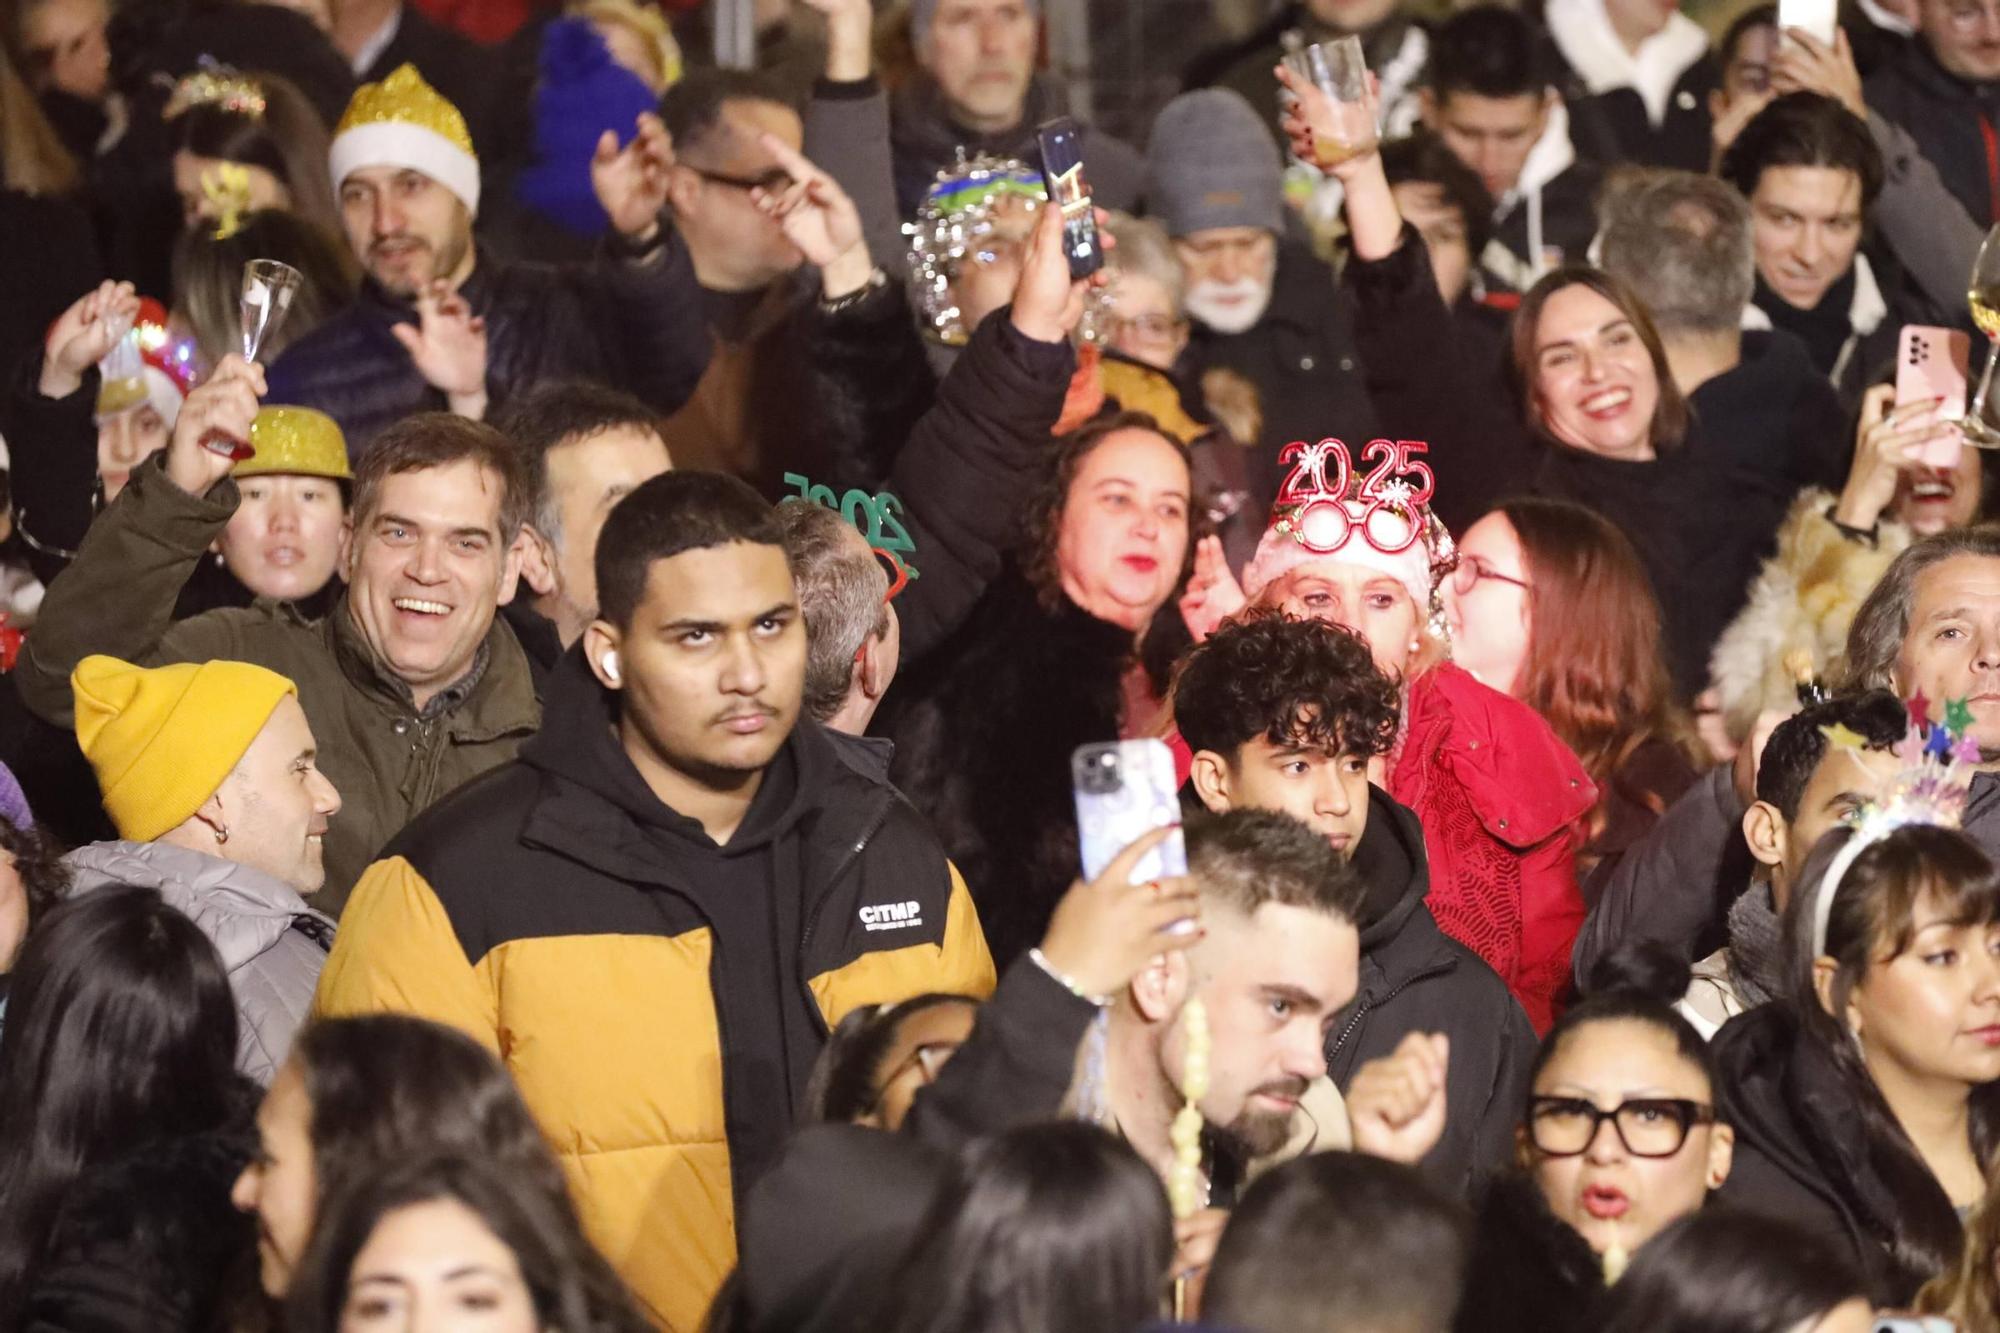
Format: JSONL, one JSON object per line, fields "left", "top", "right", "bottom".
{"left": 266, "top": 62, "right": 711, "bottom": 452}
{"left": 18, "top": 357, "right": 542, "bottom": 913}
{"left": 316, "top": 469, "right": 994, "bottom": 1332}
{"left": 1720, "top": 93, "right": 1910, "bottom": 414}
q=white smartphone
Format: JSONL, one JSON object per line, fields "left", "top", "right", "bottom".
{"left": 1778, "top": 0, "right": 1838, "bottom": 49}
{"left": 1072, "top": 740, "right": 1188, "bottom": 884}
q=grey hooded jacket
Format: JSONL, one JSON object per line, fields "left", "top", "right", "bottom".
{"left": 65, "top": 840, "right": 336, "bottom": 1084}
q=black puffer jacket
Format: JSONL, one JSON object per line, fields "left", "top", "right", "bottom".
{"left": 876, "top": 571, "right": 1190, "bottom": 969}
{"left": 265, "top": 237, "right": 711, "bottom": 453}
{"left": 1331, "top": 786, "right": 1538, "bottom": 1201}
{"left": 1456, "top": 1172, "right": 1606, "bottom": 1333}
{"left": 1712, "top": 1001, "right": 1973, "bottom": 1307}
{"left": 18, "top": 1103, "right": 258, "bottom": 1332}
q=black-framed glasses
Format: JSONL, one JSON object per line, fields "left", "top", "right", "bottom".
{"left": 1528, "top": 1096, "right": 1716, "bottom": 1158}
{"left": 865, "top": 1041, "right": 963, "bottom": 1112}
{"left": 681, "top": 162, "right": 794, "bottom": 193}
{"left": 1450, "top": 554, "right": 1531, "bottom": 596}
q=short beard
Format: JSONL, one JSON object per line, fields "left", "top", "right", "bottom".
{"left": 1185, "top": 279, "right": 1273, "bottom": 334}
{"left": 1213, "top": 1077, "right": 1310, "bottom": 1160}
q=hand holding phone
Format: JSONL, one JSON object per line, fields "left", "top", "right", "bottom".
{"left": 1073, "top": 740, "right": 1187, "bottom": 883}
{"left": 1778, "top": 0, "right": 1839, "bottom": 49}
{"left": 1896, "top": 325, "right": 1972, "bottom": 468}
{"left": 1037, "top": 117, "right": 1105, "bottom": 281}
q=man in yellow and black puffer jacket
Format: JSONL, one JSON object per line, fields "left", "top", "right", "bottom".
{"left": 316, "top": 472, "right": 995, "bottom": 1331}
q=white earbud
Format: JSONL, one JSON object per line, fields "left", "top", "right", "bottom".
{"left": 602, "top": 650, "right": 620, "bottom": 683}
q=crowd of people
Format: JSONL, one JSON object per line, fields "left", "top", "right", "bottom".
{"left": 7, "top": 0, "right": 2000, "bottom": 1327}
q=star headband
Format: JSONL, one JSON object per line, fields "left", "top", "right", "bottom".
{"left": 164, "top": 61, "right": 267, "bottom": 120}
{"left": 1809, "top": 693, "right": 1980, "bottom": 960}
{"left": 783, "top": 473, "right": 919, "bottom": 583}
{"left": 905, "top": 154, "right": 1048, "bottom": 346}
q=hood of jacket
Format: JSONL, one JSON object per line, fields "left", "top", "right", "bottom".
{"left": 1711, "top": 1000, "right": 1930, "bottom": 1299}
{"left": 1402, "top": 662, "right": 1597, "bottom": 849}
{"left": 65, "top": 840, "right": 335, "bottom": 972}
{"left": 1498, "top": 100, "right": 1580, "bottom": 216}
{"left": 514, "top": 646, "right": 887, "bottom": 887}
{"left": 1349, "top": 784, "right": 1458, "bottom": 966}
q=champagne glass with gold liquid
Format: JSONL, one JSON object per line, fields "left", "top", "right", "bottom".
{"left": 1964, "top": 224, "right": 2000, "bottom": 446}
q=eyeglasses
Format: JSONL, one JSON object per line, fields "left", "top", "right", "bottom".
{"left": 1108, "top": 313, "right": 1186, "bottom": 342}
{"left": 1450, "top": 554, "right": 1530, "bottom": 596}
{"left": 865, "top": 1040, "right": 963, "bottom": 1112}
{"left": 681, "top": 163, "right": 795, "bottom": 193}
{"left": 1527, "top": 1096, "right": 1716, "bottom": 1158}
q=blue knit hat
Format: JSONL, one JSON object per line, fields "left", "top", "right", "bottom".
{"left": 514, "top": 18, "right": 659, "bottom": 238}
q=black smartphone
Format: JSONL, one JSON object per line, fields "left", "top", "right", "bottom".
{"left": 1036, "top": 116, "right": 1105, "bottom": 280}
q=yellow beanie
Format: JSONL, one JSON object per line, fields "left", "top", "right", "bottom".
{"left": 72, "top": 655, "right": 298, "bottom": 843}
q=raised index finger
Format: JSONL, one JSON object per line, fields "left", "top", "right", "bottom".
{"left": 756, "top": 131, "right": 823, "bottom": 187}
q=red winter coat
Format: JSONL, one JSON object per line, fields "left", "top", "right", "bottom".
{"left": 1388, "top": 663, "right": 1595, "bottom": 1035}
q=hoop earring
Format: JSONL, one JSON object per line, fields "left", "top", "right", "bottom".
{"left": 214, "top": 823, "right": 229, "bottom": 845}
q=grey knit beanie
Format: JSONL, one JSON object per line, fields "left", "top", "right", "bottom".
{"left": 911, "top": 0, "right": 1042, "bottom": 46}
{"left": 1145, "top": 88, "right": 1285, "bottom": 238}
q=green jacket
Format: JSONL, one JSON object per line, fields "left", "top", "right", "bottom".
{"left": 18, "top": 455, "right": 542, "bottom": 913}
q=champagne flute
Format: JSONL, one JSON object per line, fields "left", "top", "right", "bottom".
{"left": 1963, "top": 223, "right": 2000, "bottom": 447}
{"left": 1280, "top": 36, "right": 1378, "bottom": 167}
{"left": 204, "top": 258, "right": 302, "bottom": 461}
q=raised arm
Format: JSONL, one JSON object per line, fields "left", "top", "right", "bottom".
{"left": 799, "top": 0, "right": 907, "bottom": 280}
{"left": 16, "top": 357, "right": 264, "bottom": 727}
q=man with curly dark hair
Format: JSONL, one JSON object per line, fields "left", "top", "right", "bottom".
{"left": 1174, "top": 612, "right": 1537, "bottom": 1199}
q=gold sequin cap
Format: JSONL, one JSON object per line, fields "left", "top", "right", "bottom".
{"left": 235, "top": 407, "right": 353, "bottom": 482}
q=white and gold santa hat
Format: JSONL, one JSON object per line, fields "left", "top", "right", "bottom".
{"left": 328, "top": 64, "right": 480, "bottom": 215}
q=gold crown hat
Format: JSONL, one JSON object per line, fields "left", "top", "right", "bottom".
{"left": 328, "top": 63, "right": 480, "bottom": 214}
{"left": 234, "top": 407, "right": 353, "bottom": 482}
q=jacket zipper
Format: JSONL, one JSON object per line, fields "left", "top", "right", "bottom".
{"left": 794, "top": 801, "right": 894, "bottom": 1036}
{"left": 1325, "top": 956, "right": 1457, "bottom": 1065}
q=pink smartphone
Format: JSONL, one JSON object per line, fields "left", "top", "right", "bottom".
{"left": 1895, "top": 325, "right": 1970, "bottom": 469}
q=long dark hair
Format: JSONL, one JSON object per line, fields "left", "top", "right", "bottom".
{"left": 290, "top": 1015, "right": 571, "bottom": 1221}
{"left": 0, "top": 885, "right": 240, "bottom": 1323}
{"left": 283, "top": 1153, "right": 653, "bottom": 1333}
{"left": 799, "top": 993, "right": 978, "bottom": 1124}
{"left": 874, "top": 1122, "right": 1174, "bottom": 1333}
{"left": 1595, "top": 1209, "right": 1866, "bottom": 1333}
{"left": 1782, "top": 823, "right": 2000, "bottom": 1295}
{"left": 1511, "top": 266, "right": 1691, "bottom": 456}
{"left": 1502, "top": 497, "right": 1702, "bottom": 856}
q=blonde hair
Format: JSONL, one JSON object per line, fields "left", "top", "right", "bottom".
{"left": 0, "top": 39, "right": 77, "bottom": 195}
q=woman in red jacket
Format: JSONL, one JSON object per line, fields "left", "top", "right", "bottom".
{"left": 1182, "top": 441, "right": 1594, "bottom": 1032}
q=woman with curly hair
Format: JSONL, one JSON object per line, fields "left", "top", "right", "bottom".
{"left": 878, "top": 409, "right": 1195, "bottom": 968}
